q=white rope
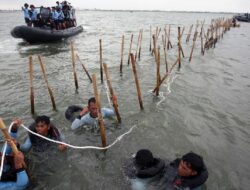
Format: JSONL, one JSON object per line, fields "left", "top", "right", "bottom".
{"left": 0, "top": 124, "right": 12, "bottom": 179}
{"left": 104, "top": 81, "right": 112, "bottom": 108}
{"left": 20, "top": 123, "right": 136, "bottom": 150}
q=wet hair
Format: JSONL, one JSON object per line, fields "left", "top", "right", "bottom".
{"left": 24, "top": 3, "right": 29, "bottom": 7}
{"left": 135, "top": 149, "right": 154, "bottom": 167}
{"left": 182, "top": 152, "right": 204, "bottom": 174}
{"left": 35, "top": 115, "right": 50, "bottom": 125}
{"left": 30, "top": 4, "right": 35, "bottom": 8}
{"left": 88, "top": 97, "right": 96, "bottom": 106}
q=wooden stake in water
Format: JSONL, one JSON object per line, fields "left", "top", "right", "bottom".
{"left": 92, "top": 74, "right": 107, "bottom": 147}
{"left": 103, "top": 63, "right": 121, "bottom": 123}
{"left": 156, "top": 46, "right": 161, "bottom": 96}
{"left": 186, "top": 24, "right": 193, "bottom": 43}
{"left": 130, "top": 53, "right": 144, "bottom": 110}
{"left": 153, "top": 58, "right": 179, "bottom": 93}
{"left": 138, "top": 29, "right": 143, "bottom": 61}
{"left": 29, "top": 55, "right": 35, "bottom": 114}
{"left": 178, "top": 27, "right": 181, "bottom": 70}
{"left": 189, "top": 31, "right": 198, "bottom": 62}
{"left": 70, "top": 41, "right": 79, "bottom": 90}
{"left": 38, "top": 55, "right": 56, "bottom": 111}
{"left": 135, "top": 30, "right": 141, "bottom": 62}
{"left": 99, "top": 39, "right": 103, "bottom": 83}
{"left": 127, "top": 34, "right": 133, "bottom": 65}
{"left": 149, "top": 25, "right": 152, "bottom": 52}
{"left": 120, "top": 35, "right": 125, "bottom": 74}
{"left": 167, "top": 25, "right": 173, "bottom": 50}
{"left": 162, "top": 35, "right": 168, "bottom": 73}
{"left": 75, "top": 53, "right": 92, "bottom": 83}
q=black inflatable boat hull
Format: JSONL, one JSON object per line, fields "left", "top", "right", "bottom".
{"left": 11, "top": 25, "right": 83, "bottom": 43}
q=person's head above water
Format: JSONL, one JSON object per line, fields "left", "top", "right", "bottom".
{"left": 35, "top": 115, "right": 51, "bottom": 136}
{"left": 135, "top": 149, "right": 154, "bottom": 168}
{"left": 24, "top": 3, "right": 29, "bottom": 8}
{"left": 88, "top": 97, "right": 98, "bottom": 118}
{"left": 178, "top": 152, "right": 204, "bottom": 177}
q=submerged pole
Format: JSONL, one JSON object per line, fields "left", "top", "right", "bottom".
{"left": 92, "top": 74, "right": 107, "bottom": 147}
{"left": 120, "top": 35, "right": 125, "bottom": 74}
{"left": 70, "top": 41, "right": 79, "bottom": 90}
{"left": 103, "top": 63, "right": 121, "bottom": 123}
{"left": 38, "top": 55, "right": 57, "bottom": 111}
{"left": 99, "top": 39, "right": 103, "bottom": 83}
{"left": 127, "top": 34, "right": 133, "bottom": 65}
{"left": 138, "top": 29, "right": 143, "bottom": 61}
{"left": 130, "top": 53, "right": 144, "bottom": 110}
{"left": 29, "top": 55, "right": 35, "bottom": 114}
{"left": 75, "top": 53, "right": 92, "bottom": 83}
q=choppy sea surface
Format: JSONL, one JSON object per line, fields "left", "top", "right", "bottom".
{"left": 0, "top": 10, "right": 249, "bottom": 190}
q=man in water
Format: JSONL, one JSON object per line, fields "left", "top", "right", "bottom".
{"left": 21, "top": 3, "right": 31, "bottom": 26}
{"left": 13, "top": 116, "right": 67, "bottom": 153}
{"left": 71, "top": 96, "right": 116, "bottom": 130}
{"left": 124, "top": 150, "right": 208, "bottom": 190}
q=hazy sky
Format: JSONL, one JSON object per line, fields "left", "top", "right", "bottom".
{"left": 1, "top": 0, "right": 249, "bottom": 12}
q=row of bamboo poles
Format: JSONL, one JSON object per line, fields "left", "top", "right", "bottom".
{"left": 26, "top": 17, "right": 238, "bottom": 147}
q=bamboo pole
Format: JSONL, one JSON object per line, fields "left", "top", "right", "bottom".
{"left": 127, "top": 34, "right": 133, "bottom": 65}
{"left": 181, "top": 26, "right": 185, "bottom": 38}
{"left": 99, "top": 39, "right": 103, "bottom": 83}
{"left": 75, "top": 54, "right": 92, "bottom": 83}
{"left": 135, "top": 30, "right": 141, "bottom": 62}
{"left": 186, "top": 24, "right": 193, "bottom": 43}
{"left": 167, "top": 25, "right": 173, "bottom": 50}
{"left": 0, "top": 119, "right": 19, "bottom": 154}
{"left": 153, "top": 58, "right": 179, "bottom": 93}
{"left": 149, "top": 25, "right": 152, "bottom": 52}
{"left": 37, "top": 55, "right": 56, "bottom": 111}
{"left": 29, "top": 55, "right": 35, "bottom": 114}
{"left": 103, "top": 63, "right": 121, "bottom": 123}
{"left": 162, "top": 35, "right": 168, "bottom": 73}
{"left": 130, "top": 53, "right": 144, "bottom": 110}
{"left": 138, "top": 29, "right": 143, "bottom": 61}
{"left": 189, "top": 31, "right": 198, "bottom": 62}
{"left": 0, "top": 118, "right": 27, "bottom": 168}
{"left": 200, "top": 20, "right": 205, "bottom": 55}
{"left": 156, "top": 46, "right": 161, "bottom": 96}
{"left": 152, "top": 34, "right": 157, "bottom": 62}
{"left": 92, "top": 74, "right": 107, "bottom": 147}
{"left": 178, "top": 27, "right": 181, "bottom": 70}
{"left": 120, "top": 35, "right": 125, "bottom": 74}
{"left": 70, "top": 41, "right": 79, "bottom": 90}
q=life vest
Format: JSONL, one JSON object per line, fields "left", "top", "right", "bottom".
{"left": 28, "top": 122, "right": 61, "bottom": 152}
{"left": 136, "top": 158, "right": 165, "bottom": 178}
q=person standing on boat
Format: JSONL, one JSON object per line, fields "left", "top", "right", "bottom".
{"left": 21, "top": 3, "right": 31, "bottom": 26}
{"left": 56, "top": 1, "right": 63, "bottom": 10}
{"left": 51, "top": 7, "right": 60, "bottom": 30}
{"left": 57, "top": 8, "right": 66, "bottom": 29}
{"left": 29, "top": 5, "right": 38, "bottom": 27}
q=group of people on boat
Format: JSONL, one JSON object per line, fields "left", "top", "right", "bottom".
{"left": 0, "top": 96, "right": 208, "bottom": 189}
{"left": 21, "top": 1, "right": 77, "bottom": 30}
